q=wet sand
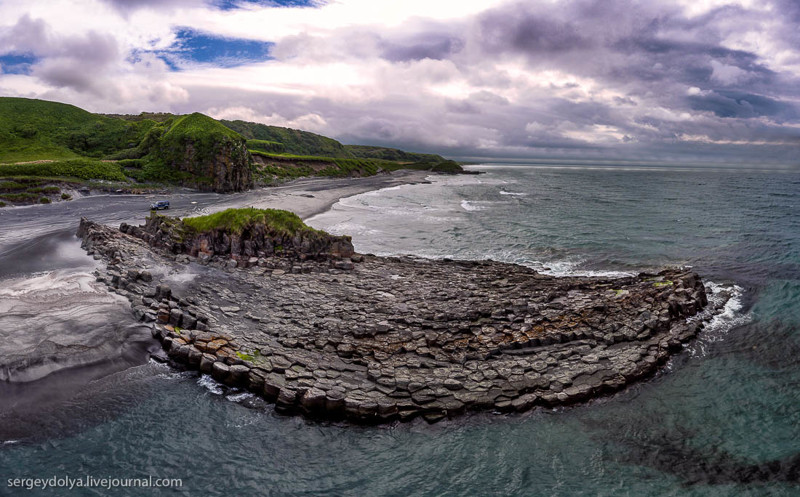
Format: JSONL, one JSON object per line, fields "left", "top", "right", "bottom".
{"left": 207, "top": 170, "right": 431, "bottom": 219}
{"left": 0, "top": 169, "right": 434, "bottom": 432}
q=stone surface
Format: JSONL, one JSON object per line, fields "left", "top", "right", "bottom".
{"left": 77, "top": 218, "right": 727, "bottom": 424}
{"left": 124, "top": 214, "right": 355, "bottom": 264}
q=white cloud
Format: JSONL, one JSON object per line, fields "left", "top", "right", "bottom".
{"left": 0, "top": 0, "right": 797, "bottom": 161}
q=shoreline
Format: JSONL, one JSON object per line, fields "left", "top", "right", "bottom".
{"left": 186, "top": 169, "right": 434, "bottom": 221}
{"left": 0, "top": 168, "right": 435, "bottom": 219}
{"left": 0, "top": 170, "right": 436, "bottom": 390}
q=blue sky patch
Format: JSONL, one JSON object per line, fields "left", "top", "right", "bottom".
{"left": 0, "top": 53, "right": 38, "bottom": 75}
{"left": 212, "top": 0, "right": 322, "bottom": 11}
{"left": 157, "top": 28, "right": 274, "bottom": 69}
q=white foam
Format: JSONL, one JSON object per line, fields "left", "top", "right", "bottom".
{"left": 460, "top": 200, "right": 485, "bottom": 211}
{"left": 227, "top": 392, "right": 255, "bottom": 403}
{"left": 197, "top": 374, "right": 224, "bottom": 395}
{"left": 686, "top": 281, "right": 750, "bottom": 359}
{"left": 500, "top": 190, "right": 526, "bottom": 196}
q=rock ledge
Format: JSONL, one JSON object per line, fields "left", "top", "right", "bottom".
{"left": 78, "top": 217, "right": 722, "bottom": 424}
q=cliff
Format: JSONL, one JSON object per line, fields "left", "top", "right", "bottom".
{"left": 142, "top": 113, "right": 254, "bottom": 192}
{"left": 120, "top": 208, "right": 354, "bottom": 264}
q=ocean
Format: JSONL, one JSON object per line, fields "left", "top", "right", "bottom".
{"left": 1, "top": 164, "right": 798, "bottom": 496}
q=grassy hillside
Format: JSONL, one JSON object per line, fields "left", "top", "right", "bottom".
{"left": 0, "top": 97, "right": 462, "bottom": 203}
{"left": 0, "top": 98, "right": 155, "bottom": 163}
{"left": 344, "top": 144, "right": 446, "bottom": 163}
{"left": 220, "top": 119, "right": 354, "bottom": 158}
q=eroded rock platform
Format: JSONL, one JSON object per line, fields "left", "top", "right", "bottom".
{"left": 78, "top": 217, "right": 720, "bottom": 423}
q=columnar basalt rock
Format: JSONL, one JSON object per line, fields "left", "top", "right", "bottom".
{"left": 78, "top": 218, "right": 725, "bottom": 424}
{"left": 120, "top": 213, "right": 354, "bottom": 265}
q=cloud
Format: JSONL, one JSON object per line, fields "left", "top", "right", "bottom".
{"left": 0, "top": 0, "right": 798, "bottom": 163}
{"left": 156, "top": 28, "right": 274, "bottom": 68}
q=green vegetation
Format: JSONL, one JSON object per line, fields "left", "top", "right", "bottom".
{"left": 344, "top": 144, "right": 447, "bottom": 163}
{"left": 236, "top": 350, "right": 257, "bottom": 361}
{"left": 0, "top": 97, "right": 461, "bottom": 201}
{"left": 61, "top": 192, "right": 72, "bottom": 200}
{"left": 653, "top": 280, "right": 674, "bottom": 288}
{"left": 0, "top": 159, "right": 127, "bottom": 181}
{"left": 222, "top": 120, "right": 352, "bottom": 157}
{"left": 0, "top": 201, "right": 5, "bottom": 207}
{"left": 246, "top": 139, "right": 285, "bottom": 154}
{"left": 182, "top": 207, "right": 325, "bottom": 236}
{"left": 0, "top": 192, "right": 38, "bottom": 203}
{"left": 0, "top": 97, "right": 155, "bottom": 163}
{"left": 28, "top": 186, "right": 60, "bottom": 194}
{"left": 0, "top": 180, "right": 26, "bottom": 191}
{"left": 39, "top": 196, "right": 50, "bottom": 204}
{"left": 136, "top": 113, "right": 248, "bottom": 186}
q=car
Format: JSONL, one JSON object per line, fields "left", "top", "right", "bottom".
{"left": 150, "top": 200, "right": 170, "bottom": 210}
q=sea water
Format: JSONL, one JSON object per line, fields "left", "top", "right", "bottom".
{"left": 1, "top": 164, "right": 798, "bottom": 496}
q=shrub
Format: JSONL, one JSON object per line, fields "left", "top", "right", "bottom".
{"left": 61, "top": 192, "right": 72, "bottom": 200}
{"left": 39, "top": 196, "right": 50, "bottom": 204}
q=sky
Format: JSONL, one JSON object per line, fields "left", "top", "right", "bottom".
{"left": 0, "top": 0, "right": 799, "bottom": 164}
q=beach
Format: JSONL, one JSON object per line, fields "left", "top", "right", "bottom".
{"left": 0, "top": 169, "right": 435, "bottom": 431}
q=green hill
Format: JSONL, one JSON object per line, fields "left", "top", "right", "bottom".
{"left": 344, "top": 144, "right": 446, "bottom": 163}
{"left": 220, "top": 120, "right": 354, "bottom": 158}
{"left": 0, "top": 97, "right": 461, "bottom": 203}
{"left": 0, "top": 98, "right": 155, "bottom": 162}
{"left": 141, "top": 113, "right": 253, "bottom": 191}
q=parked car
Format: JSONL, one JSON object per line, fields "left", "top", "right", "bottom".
{"left": 150, "top": 200, "right": 170, "bottom": 210}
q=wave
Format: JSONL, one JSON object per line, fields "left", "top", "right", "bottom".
{"left": 226, "top": 392, "right": 255, "bottom": 403}
{"left": 197, "top": 374, "right": 224, "bottom": 395}
{"left": 685, "top": 281, "right": 750, "bottom": 359}
{"left": 500, "top": 190, "right": 526, "bottom": 196}
{"left": 460, "top": 200, "right": 486, "bottom": 211}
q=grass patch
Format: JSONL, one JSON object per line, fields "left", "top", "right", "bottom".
{"left": 28, "top": 186, "right": 60, "bottom": 194}
{"left": 39, "top": 196, "right": 50, "bottom": 204}
{"left": 247, "top": 139, "right": 285, "bottom": 154}
{"left": 0, "top": 192, "right": 38, "bottom": 202}
{"left": 653, "top": 280, "right": 674, "bottom": 288}
{"left": 236, "top": 351, "right": 256, "bottom": 361}
{"left": 61, "top": 192, "right": 72, "bottom": 200}
{"left": 0, "top": 159, "right": 127, "bottom": 181}
{"left": 0, "top": 180, "right": 27, "bottom": 191}
{"left": 182, "top": 207, "right": 325, "bottom": 236}
{"left": 0, "top": 201, "right": 5, "bottom": 207}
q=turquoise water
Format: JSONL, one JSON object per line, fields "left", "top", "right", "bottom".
{"left": 1, "top": 165, "right": 799, "bottom": 496}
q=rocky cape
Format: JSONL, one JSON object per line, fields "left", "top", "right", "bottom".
{"left": 77, "top": 217, "right": 725, "bottom": 424}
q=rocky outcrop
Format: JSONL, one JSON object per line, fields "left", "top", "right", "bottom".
{"left": 119, "top": 214, "right": 354, "bottom": 265}
{"left": 78, "top": 218, "right": 728, "bottom": 424}
{"left": 177, "top": 137, "right": 252, "bottom": 193}
{"left": 148, "top": 113, "right": 254, "bottom": 193}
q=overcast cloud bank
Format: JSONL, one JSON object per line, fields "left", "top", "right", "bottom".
{"left": 1, "top": 0, "right": 798, "bottom": 164}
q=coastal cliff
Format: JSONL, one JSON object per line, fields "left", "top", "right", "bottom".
{"left": 78, "top": 214, "right": 722, "bottom": 424}
{"left": 123, "top": 209, "right": 354, "bottom": 264}
{"left": 141, "top": 113, "right": 254, "bottom": 192}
